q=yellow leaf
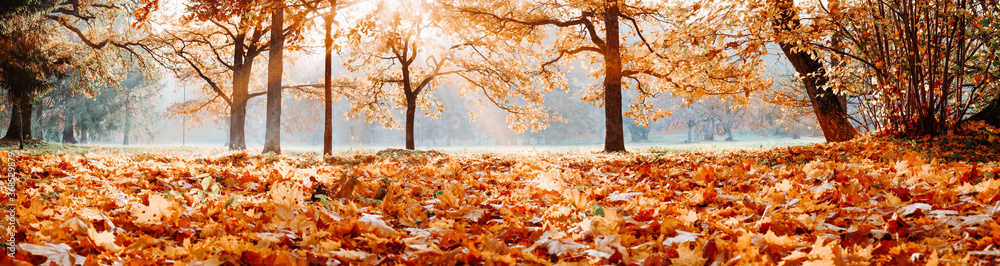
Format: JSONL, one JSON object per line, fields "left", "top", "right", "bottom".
{"left": 74, "top": 208, "right": 104, "bottom": 221}
{"left": 672, "top": 243, "right": 708, "bottom": 266}
{"left": 534, "top": 169, "right": 565, "bottom": 191}
{"left": 132, "top": 194, "right": 175, "bottom": 226}
{"left": 269, "top": 181, "right": 302, "bottom": 220}
{"left": 88, "top": 226, "right": 121, "bottom": 252}
{"left": 926, "top": 249, "right": 940, "bottom": 266}
{"left": 763, "top": 230, "right": 796, "bottom": 249}
{"left": 775, "top": 179, "right": 792, "bottom": 192}
{"left": 199, "top": 174, "right": 213, "bottom": 190}
{"left": 803, "top": 238, "right": 839, "bottom": 266}
{"left": 18, "top": 243, "right": 86, "bottom": 266}
{"left": 679, "top": 208, "right": 699, "bottom": 226}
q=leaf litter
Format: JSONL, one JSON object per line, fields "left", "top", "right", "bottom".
{"left": 5, "top": 125, "right": 1000, "bottom": 265}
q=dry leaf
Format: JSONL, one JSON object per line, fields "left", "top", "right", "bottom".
{"left": 88, "top": 226, "right": 122, "bottom": 252}
{"left": 18, "top": 243, "right": 86, "bottom": 266}
{"left": 132, "top": 193, "right": 174, "bottom": 226}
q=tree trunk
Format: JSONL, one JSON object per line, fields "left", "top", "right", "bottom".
{"left": 627, "top": 123, "right": 649, "bottom": 143}
{"left": 402, "top": 56, "right": 417, "bottom": 150}
{"left": 79, "top": 127, "right": 88, "bottom": 144}
{"left": 63, "top": 116, "right": 77, "bottom": 144}
{"left": 778, "top": 46, "right": 857, "bottom": 142}
{"left": 3, "top": 100, "right": 33, "bottom": 141}
{"left": 229, "top": 98, "right": 248, "bottom": 150}
{"left": 62, "top": 96, "right": 77, "bottom": 144}
{"left": 968, "top": 97, "right": 1000, "bottom": 127}
{"left": 770, "top": 0, "right": 857, "bottom": 142}
{"left": 724, "top": 124, "right": 734, "bottom": 141}
{"left": 33, "top": 103, "right": 42, "bottom": 140}
{"left": 123, "top": 119, "right": 130, "bottom": 145}
{"left": 602, "top": 3, "right": 625, "bottom": 152}
{"left": 686, "top": 119, "right": 694, "bottom": 143}
{"left": 405, "top": 96, "right": 416, "bottom": 150}
{"left": 124, "top": 93, "right": 131, "bottom": 145}
{"left": 263, "top": 6, "right": 285, "bottom": 154}
{"left": 229, "top": 60, "right": 253, "bottom": 150}
{"left": 323, "top": 16, "right": 335, "bottom": 156}
{"left": 224, "top": 118, "right": 231, "bottom": 148}
{"left": 703, "top": 117, "right": 715, "bottom": 141}
{"left": 228, "top": 27, "right": 253, "bottom": 150}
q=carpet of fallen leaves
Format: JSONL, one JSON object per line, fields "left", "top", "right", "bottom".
{"left": 5, "top": 122, "right": 1000, "bottom": 266}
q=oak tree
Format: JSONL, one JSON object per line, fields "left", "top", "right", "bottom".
{"left": 450, "top": 0, "right": 769, "bottom": 152}
{"left": 144, "top": 0, "right": 306, "bottom": 150}
{"left": 342, "top": 0, "right": 552, "bottom": 150}
{"left": 295, "top": 0, "right": 358, "bottom": 155}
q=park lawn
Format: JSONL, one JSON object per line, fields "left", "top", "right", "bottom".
{"left": 4, "top": 122, "right": 1000, "bottom": 265}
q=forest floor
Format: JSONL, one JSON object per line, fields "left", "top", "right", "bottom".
{"left": 4, "top": 122, "right": 1000, "bottom": 265}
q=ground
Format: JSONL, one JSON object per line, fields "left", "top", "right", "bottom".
{"left": 3, "top": 122, "right": 1000, "bottom": 265}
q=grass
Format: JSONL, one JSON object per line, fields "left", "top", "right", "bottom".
{"left": 0, "top": 130, "right": 823, "bottom": 157}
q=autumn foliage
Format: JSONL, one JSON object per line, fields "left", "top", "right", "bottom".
{"left": 4, "top": 121, "right": 1000, "bottom": 265}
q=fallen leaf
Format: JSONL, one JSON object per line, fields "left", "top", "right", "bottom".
{"left": 88, "top": 226, "right": 122, "bottom": 252}
{"left": 18, "top": 243, "right": 86, "bottom": 266}
{"left": 132, "top": 193, "right": 174, "bottom": 226}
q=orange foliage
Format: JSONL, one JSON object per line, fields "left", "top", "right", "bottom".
{"left": 5, "top": 123, "right": 1000, "bottom": 264}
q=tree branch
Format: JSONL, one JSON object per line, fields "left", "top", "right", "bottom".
{"left": 248, "top": 91, "right": 267, "bottom": 99}
{"left": 177, "top": 50, "right": 233, "bottom": 106}
{"left": 541, "top": 47, "right": 602, "bottom": 70}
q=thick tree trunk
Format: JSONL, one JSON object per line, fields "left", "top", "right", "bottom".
{"left": 627, "top": 123, "right": 649, "bottom": 143}
{"left": 228, "top": 27, "right": 254, "bottom": 150}
{"left": 63, "top": 116, "right": 77, "bottom": 144}
{"left": 968, "top": 97, "right": 1000, "bottom": 127}
{"left": 3, "top": 100, "right": 33, "bottom": 141}
{"left": 778, "top": 46, "right": 858, "bottom": 142}
{"left": 79, "top": 127, "right": 88, "bottom": 144}
{"left": 229, "top": 98, "right": 248, "bottom": 150}
{"left": 771, "top": 0, "right": 857, "bottom": 142}
{"left": 229, "top": 62, "right": 252, "bottom": 150}
{"left": 323, "top": 16, "right": 334, "bottom": 156}
{"left": 603, "top": 4, "right": 625, "bottom": 152}
{"left": 263, "top": 7, "right": 285, "bottom": 154}
{"left": 703, "top": 117, "right": 715, "bottom": 141}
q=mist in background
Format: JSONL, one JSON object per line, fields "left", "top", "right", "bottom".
{"left": 3, "top": 45, "right": 823, "bottom": 152}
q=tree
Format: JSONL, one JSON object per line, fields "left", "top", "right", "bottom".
{"left": 0, "top": 0, "right": 151, "bottom": 149}
{"left": 763, "top": 0, "right": 857, "bottom": 141}
{"left": 340, "top": 0, "right": 460, "bottom": 150}
{"left": 263, "top": 2, "right": 285, "bottom": 154}
{"left": 0, "top": 27, "right": 68, "bottom": 146}
{"left": 341, "top": 0, "right": 551, "bottom": 150}
{"left": 296, "top": 0, "right": 357, "bottom": 155}
{"left": 747, "top": 0, "right": 1000, "bottom": 137}
{"left": 145, "top": 0, "right": 306, "bottom": 150}
{"left": 828, "top": 0, "right": 1000, "bottom": 135}
{"left": 624, "top": 117, "right": 649, "bottom": 143}
{"left": 118, "top": 71, "right": 162, "bottom": 145}
{"left": 450, "top": 0, "right": 769, "bottom": 152}
{"left": 33, "top": 69, "right": 161, "bottom": 145}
